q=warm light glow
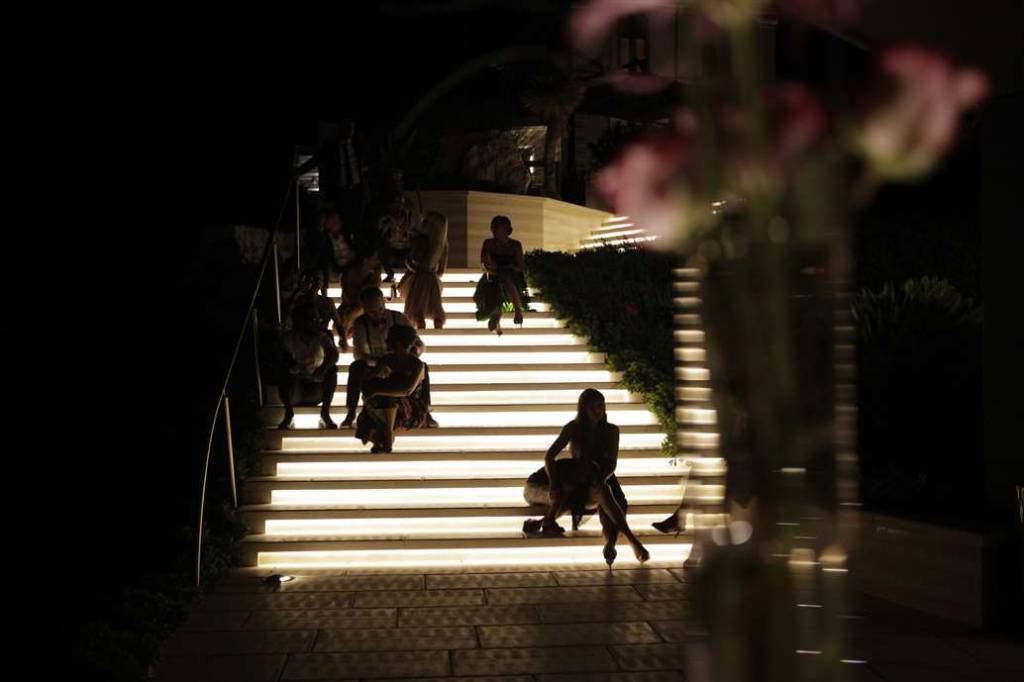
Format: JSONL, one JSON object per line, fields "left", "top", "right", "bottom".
{"left": 674, "top": 367, "right": 710, "bottom": 381}
{"left": 430, "top": 316, "right": 563, "bottom": 329}
{"left": 427, "top": 388, "right": 637, "bottom": 405}
{"left": 673, "top": 348, "right": 707, "bottom": 363}
{"left": 673, "top": 330, "right": 705, "bottom": 343}
{"left": 676, "top": 430, "right": 719, "bottom": 449}
{"left": 276, "top": 456, "right": 681, "bottom": 479}
{"left": 264, "top": 512, "right": 674, "bottom": 537}
{"left": 257, "top": 541, "right": 692, "bottom": 569}
{"left": 413, "top": 333, "right": 583, "bottom": 346}
{"left": 672, "top": 297, "right": 701, "bottom": 309}
{"left": 270, "top": 483, "right": 697, "bottom": 506}
{"left": 336, "top": 369, "right": 619, "bottom": 385}
{"left": 337, "top": 350, "right": 602, "bottom": 366}
{"left": 675, "top": 408, "right": 717, "bottom": 425}
{"left": 675, "top": 386, "right": 712, "bottom": 401}
{"left": 289, "top": 407, "right": 657, "bottom": 429}
{"left": 384, "top": 301, "right": 550, "bottom": 313}
{"left": 584, "top": 228, "right": 648, "bottom": 241}
{"left": 279, "top": 431, "right": 666, "bottom": 453}
{"left": 580, "top": 236, "right": 658, "bottom": 249}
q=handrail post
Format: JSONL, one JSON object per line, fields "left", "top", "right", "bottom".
{"left": 224, "top": 396, "right": 238, "bottom": 509}
{"left": 253, "top": 308, "right": 264, "bottom": 408}
{"left": 295, "top": 184, "right": 302, "bottom": 272}
{"left": 273, "top": 240, "right": 283, "bottom": 326}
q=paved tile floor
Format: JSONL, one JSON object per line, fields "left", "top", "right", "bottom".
{"left": 155, "top": 563, "right": 1022, "bottom": 681}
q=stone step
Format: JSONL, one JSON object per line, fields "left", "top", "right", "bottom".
{"left": 265, "top": 382, "right": 639, "bottom": 407}
{"left": 265, "top": 403, "right": 659, "bottom": 429}
{"left": 335, "top": 346, "right": 605, "bottom": 366}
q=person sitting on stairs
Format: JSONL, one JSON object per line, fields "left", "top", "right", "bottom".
{"left": 355, "top": 325, "right": 430, "bottom": 453}
{"left": 277, "top": 301, "right": 339, "bottom": 430}
{"left": 522, "top": 388, "right": 650, "bottom": 566}
{"left": 341, "top": 287, "right": 438, "bottom": 429}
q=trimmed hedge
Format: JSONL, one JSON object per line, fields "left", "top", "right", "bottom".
{"left": 853, "top": 277, "right": 984, "bottom": 526}
{"left": 525, "top": 247, "right": 676, "bottom": 452}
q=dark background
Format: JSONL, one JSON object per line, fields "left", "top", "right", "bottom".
{"left": 59, "top": 0, "right": 1021, "bottom": 636}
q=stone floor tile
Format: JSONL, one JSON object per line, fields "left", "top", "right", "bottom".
{"left": 244, "top": 608, "right": 396, "bottom": 631}
{"left": 353, "top": 589, "right": 485, "bottom": 608}
{"left": 479, "top": 621, "right": 661, "bottom": 648}
{"left": 553, "top": 569, "right": 679, "bottom": 587}
{"left": 486, "top": 585, "right": 641, "bottom": 605}
{"left": 426, "top": 572, "right": 557, "bottom": 589}
{"left": 866, "top": 662, "right": 997, "bottom": 682}
{"left": 179, "top": 610, "right": 251, "bottom": 631}
{"left": 281, "top": 650, "right": 450, "bottom": 680}
{"left": 649, "top": 620, "right": 709, "bottom": 642}
{"left": 946, "top": 635, "right": 1024, "bottom": 670}
{"left": 633, "top": 584, "right": 689, "bottom": 602}
{"left": 400, "top": 605, "right": 540, "bottom": 627}
{"left": 538, "top": 600, "right": 689, "bottom": 624}
{"left": 454, "top": 645, "right": 618, "bottom": 676}
{"left": 667, "top": 569, "right": 694, "bottom": 584}
{"left": 314, "top": 626, "right": 478, "bottom": 652}
{"left": 538, "top": 672, "right": 686, "bottom": 682}
{"left": 271, "top": 574, "right": 425, "bottom": 593}
{"left": 154, "top": 653, "right": 286, "bottom": 682}
{"left": 612, "top": 643, "right": 688, "bottom": 671}
{"left": 395, "top": 678, "right": 532, "bottom": 682}
{"left": 163, "top": 629, "right": 315, "bottom": 655}
{"left": 197, "top": 592, "right": 350, "bottom": 611}
{"left": 850, "top": 634, "right": 979, "bottom": 667}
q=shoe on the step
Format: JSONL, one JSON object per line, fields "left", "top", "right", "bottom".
{"left": 603, "top": 542, "right": 617, "bottom": 567}
{"left": 319, "top": 414, "right": 338, "bottom": 430}
{"left": 339, "top": 412, "right": 356, "bottom": 429}
{"left": 513, "top": 310, "right": 523, "bottom": 326}
{"left": 425, "top": 415, "right": 439, "bottom": 428}
{"left": 652, "top": 512, "right": 685, "bottom": 536}
{"left": 522, "top": 519, "right": 544, "bottom": 536}
{"left": 277, "top": 411, "right": 295, "bottom": 430}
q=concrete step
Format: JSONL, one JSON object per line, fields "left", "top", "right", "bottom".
{"left": 263, "top": 403, "right": 658, "bottom": 429}
{"left": 239, "top": 502, "right": 689, "bottom": 534}
{"left": 265, "top": 382, "right": 639, "bottom": 407}
{"left": 335, "top": 346, "right": 605, "bottom": 366}
{"left": 242, "top": 474, "right": 724, "bottom": 507}
{"left": 329, "top": 363, "right": 622, "bottom": 387}
{"left": 267, "top": 423, "right": 667, "bottom": 452}
{"left": 259, "top": 450, "right": 723, "bottom": 478}
{"left": 243, "top": 532, "right": 693, "bottom": 568}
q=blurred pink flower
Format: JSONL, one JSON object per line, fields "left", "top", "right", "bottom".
{"left": 595, "top": 121, "right": 710, "bottom": 248}
{"left": 696, "top": 0, "right": 767, "bottom": 28}
{"left": 856, "top": 46, "right": 989, "bottom": 180}
{"left": 767, "top": 83, "right": 828, "bottom": 164}
{"left": 571, "top": 0, "right": 677, "bottom": 54}
{"left": 776, "top": 0, "right": 859, "bottom": 26}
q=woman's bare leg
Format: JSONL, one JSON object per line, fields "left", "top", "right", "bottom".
{"left": 596, "top": 486, "right": 648, "bottom": 559}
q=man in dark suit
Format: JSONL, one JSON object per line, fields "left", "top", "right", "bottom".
{"left": 297, "top": 119, "right": 371, "bottom": 246}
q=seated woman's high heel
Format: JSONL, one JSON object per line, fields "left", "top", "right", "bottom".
{"left": 652, "top": 512, "right": 685, "bottom": 536}
{"left": 513, "top": 310, "right": 523, "bottom": 326}
{"left": 632, "top": 542, "right": 650, "bottom": 564}
{"left": 603, "top": 542, "right": 617, "bottom": 567}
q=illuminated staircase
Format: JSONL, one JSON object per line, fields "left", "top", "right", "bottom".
{"left": 579, "top": 215, "right": 658, "bottom": 250}
{"left": 240, "top": 268, "right": 721, "bottom": 569}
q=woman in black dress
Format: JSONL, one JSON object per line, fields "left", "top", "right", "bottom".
{"left": 355, "top": 325, "right": 429, "bottom": 453}
{"left": 473, "top": 215, "right": 530, "bottom": 335}
{"left": 522, "top": 389, "right": 650, "bottom": 565}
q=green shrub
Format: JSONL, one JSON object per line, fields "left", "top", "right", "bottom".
{"left": 525, "top": 247, "right": 676, "bottom": 451}
{"left": 852, "top": 277, "right": 983, "bottom": 525}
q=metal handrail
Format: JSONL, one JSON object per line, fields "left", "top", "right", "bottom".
{"left": 194, "top": 175, "right": 295, "bottom": 588}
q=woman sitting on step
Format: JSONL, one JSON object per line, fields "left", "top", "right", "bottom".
{"left": 473, "top": 215, "right": 530, "bottom": 336}
{"left": 522, "top": 388, "right": 650, "bottom": 566}
{"left": 355, "top": 324, "right": 429, "bottom": 453}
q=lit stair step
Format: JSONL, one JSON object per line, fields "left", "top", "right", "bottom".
{"left": 248, "top": 534, "right": 693, "bottom": 569}
{"left": 244, "top": 475, "right": 723, "bottom": 507}
{"left": 379, "top": 299, "right": 549, "bottom": 314}
{"left": 269, "top": 452, "right": 696, "bottom": 479}
{"left": 266, "top": 382, "right": 638, "bottom": 407}
{"left": 333, "top": 364, "right": 621, "bottom": 386}
{"left": 268, "top": 424, "right": 666, "bottom": 452}
{"left": 266, "top": 403, "right": 658, "bottom": 429}
{"left": 581, "top": 227, "right": 647, "bottom": 241}
{"left": 580, "top": 236, "right": 659, "bottom": 249}
{"left": 261, "top": 451, "right": 724, "bottom": 478}
{"left": 374, "top": 312, "right": 562, "bottom": 329}
{"left": 336, "top": 346, "right": 604, "bottom": 366}
{"left": 408, "top": 329, "right": 584, "bottom": 346}
{"left": 239, "top": 503, "right": 728, "bottom": 534}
